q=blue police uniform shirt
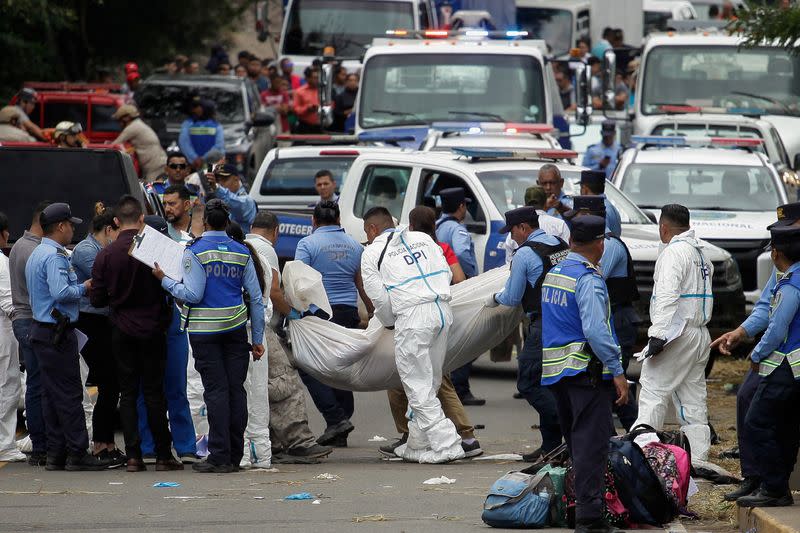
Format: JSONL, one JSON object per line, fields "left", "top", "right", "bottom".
{"left": 295, "top": 225, "right": 363, "bottom": 307}
{"left": 496, "top": 229, "right": 562, "bottom": 310}
{"left": 582, "top": 141, "right": 620, "bottom": 179}
{"left": 436, "top": 215, "right": 478, "bottom": 278}
{"left": 71, "top": 234, "right": 108, "bottom": 316}
{"left": 161, "top": 231, "right": 266, "bottom": 344}
{"left": 750, "top": 262, "right": 800, "bottom": 363}
{"left": 602, "top": 196, "right": 622, "bottom": 237}
{"left": 742, "top": 267, "right": 781, "bottom": 337}
{"left": 215, "top": 184, "right": 257, "bottom": 233}
{"left": 25, "top": 237, "right": 85, "bottom": 323}
{"left": 600, "top": 234, "right": 628, "bottom": 280}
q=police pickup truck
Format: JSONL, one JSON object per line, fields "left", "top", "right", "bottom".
{"left": 613, "top": 135, "right": 791, "bottom": 304}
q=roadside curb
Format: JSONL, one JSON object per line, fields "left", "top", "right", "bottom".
{"left": 739, "top": 505, "right": 800, "bottom": 533}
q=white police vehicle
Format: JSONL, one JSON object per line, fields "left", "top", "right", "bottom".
{"left": 612, "top": 135, "right": 791, "bottom": 304}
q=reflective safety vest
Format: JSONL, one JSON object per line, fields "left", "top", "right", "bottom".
{"left": 181, "top": 235, "right": 250, "bottom": 334}
{"left": 758, "top": 272, "right": 800, "bottom": 379}
{"left": 541, "top": 258, "right": 614, "bottom": 385}
{"left": 188, "top": 118, "right": 219, "bottom": 157}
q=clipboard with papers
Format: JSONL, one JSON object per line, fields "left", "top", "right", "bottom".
{"left": 128, "top": 224, "right": 186, "bottom": 282}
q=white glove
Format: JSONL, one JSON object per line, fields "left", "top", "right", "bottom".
{"left": 484, "top": 293, "right": 499, "bottom": 308}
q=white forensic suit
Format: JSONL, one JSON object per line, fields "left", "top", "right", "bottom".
{"left": 0, "top": 251, "right": 25, "bottom": 462}
{"left": 361, "top": 226, "right": 464, "bottom": 464}
{"left": 240, "top": 248, "right": 273, "bottom": 469}
{"left": 633, "top": 229, "right": 714, "bottom": 463}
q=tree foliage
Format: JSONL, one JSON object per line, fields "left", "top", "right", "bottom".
{"left": 0, "top": 0, "right": 249, "bottom": 98}
{"left": 730, "top": 1, "right": 800, "bottom": 54}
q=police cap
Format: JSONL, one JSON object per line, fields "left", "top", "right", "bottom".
{"left": 601, "top": 120, "right": 616, "bottom": 135}
{"left": 499, "top": 207, "right": 538, "bottom": 234}
{"left": 564, "top": 195, "right": 606, "bottom": 220}
{"left": 439, "top": 187, "right": 471, "bottom": 213}
{"left": 144, "top": 215, "right": 169, "bottom": 236}
{"left": 768, "top": 225, "right": 800, "bottom": 251}
{"left": 40, "top": 203, "right": 82, "bottom": 226}
{"left": 768, "top": 201, "right": 800, "bottom": 229}
{"left": 213, "top": 163, "right": 239, "bottom": 179}
{"left": 571, "top": 215, "right": 606, "bottom": 243}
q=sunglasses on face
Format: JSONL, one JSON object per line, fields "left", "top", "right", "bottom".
{"left": 168, "top": 163, "right": 188, "bottom": 170}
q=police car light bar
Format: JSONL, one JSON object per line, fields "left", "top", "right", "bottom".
{"left": 452, "top": 147, "right": 577, "bottom": 160}
{"left": 385, "top": 29, "right": 528, "bottom": 39}
{"left": 276, "top": 134, "right": 357, "bottom": 143}
{"left": 430, "top": 122, "right": 554, "bottom": 135}
{"left": 430, "top": 122, "right": 482, "bottom": 134}
{"left": 503, "top": 123, "right": 555, "bottom": 134}
{"left": 356, "top": 131, "right": 421, "bottom": 143}
{"left": 658, "top": 105, "right": 703, "bottom": 114}
{"left": 631, "top": 135, "right": 764, "bottom": 148}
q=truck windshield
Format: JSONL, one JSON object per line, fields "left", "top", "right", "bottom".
{"left": 282, "top": 0, "right": 414, "bottom": 57}
{"left": 642, "top": 45, "right": 800, "bottom": 117}
{"left": 619, "top": 163, "right": 781, "bottom": 211}
{"left": 476, "top": 168, "right": 652, "bottom": 224}
{"left": 136, "top": 84, "right": 245, "bottom": 124}
{"left": 516, "top": 8, "right": 573, "bottom": 58}
{"left": 360, "top": 54, "right": 545, "bottom": 129}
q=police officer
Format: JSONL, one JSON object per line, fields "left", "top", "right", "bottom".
{"left": 540, "top": 215, "right": 628, "bottom": 533}
{"left": 436, "top": 187, "right": 483, "bottom": 405}
{"left": 577, "top": 170, "right": 622, "bottom": 237}
{"left": 207, "top": 163, "right": 257, "bottom": 233}
{"left": 737, "top": 224, "right": 800, "bottom": 508}
{"left": 485, "top": 207, "right": 567, "bottom": 461}
{"left": 294, "top": 200, "right": 370, "bottom": 447}
{"left": 711, "top": 201, "right": 800, "bottom": 501}
{"left": 24, "top": 203, "right": 109, "bottom": 471}
{"left": 582, "top": 120, "right": 620, "bottom": 179}
{"left": 157, "top": 199, "right": 266, "bottom": 473}
{"left": 565, "top": 196, "right": 640, "bottom": 430}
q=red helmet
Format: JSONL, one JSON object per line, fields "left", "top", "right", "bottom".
{"left": 124, "top": 62, "right": 139, "bottom": 74}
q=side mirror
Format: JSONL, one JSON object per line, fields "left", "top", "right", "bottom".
{"left": 602, "top": 50, "right": 617, "bottom": 110}
{"left": 251, "top": 110, "right": 275, "bottom": 128}
{"left": 573, "top": 63, "right": 592, "bottom": 126}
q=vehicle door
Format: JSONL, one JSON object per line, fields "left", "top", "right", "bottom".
{"left": 344, "top": 162, "right": 417, "bottom": 240}
{"left": 88, "top": 95, "right": 122, "bottom": 143}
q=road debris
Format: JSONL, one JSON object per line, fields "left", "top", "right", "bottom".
{"left": 284, "top": 492, "right": 314, "bottom": 500}
{"left": 422, "top": 476, "right": 456, "bottom": 485}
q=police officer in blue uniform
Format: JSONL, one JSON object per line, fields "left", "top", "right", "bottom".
{"left": 565, "top": 196, "right": 640, "bottom": 430}
{"left": 486, "top": 207, "right": 567, "bottom": 460}
{"left": 712, "top": 201, "right": 800, "bottom": 501}
{"left": 435, "top": 187, "right": 483, "bottom": 405}
{"left": 157, "top": 199, "right": 266, "bottom": 473}
{"left": 208, "top": 163, "right": 257, "bottom": 233}
{"left": 577, "top": 170, "right": 622, "bottom": 237}
{"left": 737, "top": 225, "right": 800, "bottom": 508}
{"left": 582, "top": 120, "right": 620, "bottom": 180}
{"left": 541, "top": 215, "right": 628, "bottom": 533}
{"left": 294, "top": 200, "right": 370, "bottom": 447}
{"left": 25, "top": 203, "right": 110, "bottom": 471}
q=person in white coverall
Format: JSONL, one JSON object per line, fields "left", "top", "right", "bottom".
{"left": 633, "top": 204, "right": 713, "bottom": 464}
{"left": 361, "top": 206, "right": 464, "bottom": 464}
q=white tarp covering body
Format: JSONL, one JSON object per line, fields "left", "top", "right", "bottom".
{"left": 286, "top": 264, "right": 522, "bottom": 391}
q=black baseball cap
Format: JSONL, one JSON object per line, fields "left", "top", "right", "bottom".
{"left": 40, "top": 203, "right": 82, "bottom": 225}
{"left": 439, "top": 187, "right": 471, "bottom": 213}
{"left": 571, "top": 215, "right": 606, "bottom": 243}
{"left": 767, "top": 201, "right": 800, "bottom": 229}
{"left": 500, "top": 207, "right": 538, "bottom": 234}
{"left": 564, "top": 195, "right": 606, "bottom": 220}
{"left": 144, "top": 215, "right": 169, "bottom": 236}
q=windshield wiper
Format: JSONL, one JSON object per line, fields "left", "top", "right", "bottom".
{"left": 370, "top": 109, "right": 424, "bottom": 122}
{"left": 448, "top": 110, "right": 505, "bottom": 121}
{"left": 729, "top": 91, "right": 793, "bottom": 115}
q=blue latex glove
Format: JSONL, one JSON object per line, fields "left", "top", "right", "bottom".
{"left": 286, "top": 308, "right": 302, "bottom": 321}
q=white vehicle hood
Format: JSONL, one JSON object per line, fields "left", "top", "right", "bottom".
{"left": 688, "top": 211, "right": 772, "bottom": 240}
{"left": 621, "top": 224, "right": 731, "bottom": 262}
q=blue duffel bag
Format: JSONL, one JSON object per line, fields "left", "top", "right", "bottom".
{"left": 481, "top": 470, "right": 555, "bottom": 528}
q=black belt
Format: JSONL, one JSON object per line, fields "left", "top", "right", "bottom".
{"left": 32, "top": 320, "right": 74, "bottom": 329}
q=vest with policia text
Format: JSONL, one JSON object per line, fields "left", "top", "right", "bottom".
{"left": 541, "top": 258, "right": 615, "bottom": 385}
{"left": 181, "top": 235, "right": 251, "bottom": 334}
{"left": 758, "top": 272, "right": 800, "bottom": 379}
{"left": 515, "top": 238, "right": 569, "bottom": 315}
{"left": 605, "top": 234, "right": 640, "bottom": 308}
{"left": 188, "top": 118, "right": 219, "bottom": 157}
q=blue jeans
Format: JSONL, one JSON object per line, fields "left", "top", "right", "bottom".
{"left": 137, "top": 307, "right": 196, "bottom": 456}
{"left": 517, "top": 320, "right": 562, "bottom": 451}
{"left": 12, "top": 318, "right": 47, "bottom": 454}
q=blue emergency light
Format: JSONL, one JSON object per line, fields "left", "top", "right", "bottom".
{"left": 630, "top": 135, "right": 688, "bottom": 146}
{"left": 430, "top": 122, "right": 483, "bottom": 134}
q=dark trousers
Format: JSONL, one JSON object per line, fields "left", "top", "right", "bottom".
{"left": 12, "top": 318, "right": 47, "bottom": 454}
{"left": 550, "top": 374, "right": 616, "bottom": 524}
{"left": 745, "top": 360, "right": 800, "bottom": 493}
{"left": 612, "top": 305, "right": 639, "bottom": 431}
{"left": 517, "top": 319, "right": 562, "bottom": 451}
{"left": 29, "top": 324, "right": 89, "bottom": 457}
{"left": 112, "top": 327, "right": 172, "bottom": 460}
{"left": 450, "top": 362, "right": 473, "bottom": 398}
{"left": 299, "top": 305, "right": 357, "bottom": 427}
{"left": 190, "top": 326, "right": 250, "bottom": 466}
{"left": 76, "top": 312, "right": 119, "bottom": 444}
{"left": 612, "top": 347, "right": 638, "bottom": 431}
{"left": 737, "top": 368, "right": 762, "bottom": 479}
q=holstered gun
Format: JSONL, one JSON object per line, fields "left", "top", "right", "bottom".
{"left": 585, "top": 346, "right": 604, "bottom": 387}
{"left": 50, "top": 308, "right": 69, "bottom": 346}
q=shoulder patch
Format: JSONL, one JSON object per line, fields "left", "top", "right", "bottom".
{"left": 184, "top": 257, "right": 192, "bottom": 274}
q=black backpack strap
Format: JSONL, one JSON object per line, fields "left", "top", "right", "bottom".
{"left": 376, "top": 231, "right": 396, "bottom": 271}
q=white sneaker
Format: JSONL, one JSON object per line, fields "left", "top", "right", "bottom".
{"left": 0, "top": 449, "right": 27, "bottom": 462}
{"left": 16, "top": 435, "right": 32, "bottom": 453}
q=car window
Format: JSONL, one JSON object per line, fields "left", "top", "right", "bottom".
{"left": 353, "top": 164, "right": 411, "bottom": 219}
{"left": 43, "top": 102, "right": 88, "bottom": 129}
{"left": 259, "top": 157, "right": 354, "bottom": 196}
{"left": 419, "top": 169, "right": 485, "bottom": 226}
{"left": 770, "top": 127, "right": 791, "bottom": 167}
{"left": 91, "top": 104, "right": 122, "bottom": 133}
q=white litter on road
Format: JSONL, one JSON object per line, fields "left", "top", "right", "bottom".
{"left": 312, "top": 499, "right": 321, "bottom": 505}
{"left": 423, "top": 476, "right": 457, "bottom": 485}
{"left": 473, "top": 454, "right": 523, "bottom": 461}
{"left": 367, "top": 435, "right": 388, "bottom": 442}
{"left": 108, "top": 482, "right": 124, "bottom": 485}
{"left": 314, "top": 473, "right": 340, "bottom": 480}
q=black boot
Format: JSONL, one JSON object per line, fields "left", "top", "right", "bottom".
{"left": 723, "top": 477, "right": 759, "bottom": 502}
{"left": 737, "top": 487, "right": 794, "bottom": 508}
{"left": 574, "top": 518, "right": 622, "bottom": 533}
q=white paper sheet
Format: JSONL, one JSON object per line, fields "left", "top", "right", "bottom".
{"left": 128, "top": 225, "right": 185, "bottom": 281}
{"left": 75, "top": 329, "right": 88, "bottom": 353}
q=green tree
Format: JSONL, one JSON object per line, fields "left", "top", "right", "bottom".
{"left": 729, "top": 1, "right": 800, "bottom": 54}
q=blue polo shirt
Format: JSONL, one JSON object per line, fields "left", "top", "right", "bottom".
{"left": 25, "top": 237, "right": 85, "bottom": 323}
{"left": 295, "top": 225, "right": 363, "bottom": 307}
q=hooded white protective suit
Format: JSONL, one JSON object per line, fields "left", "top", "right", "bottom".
{"left": 0, "top": 253, "right": 23, "bottom": 461}
{"left": 361, "top": 226, "right": 464, "bottom": 464}
{"left": 634, "top": 229, "right": 713, "bottom": 463}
